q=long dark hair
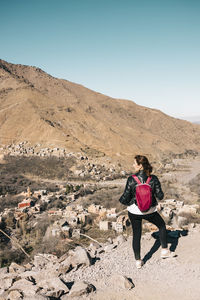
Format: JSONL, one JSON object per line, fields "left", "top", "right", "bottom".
{"left": 134, "top": 155, "right": 153, "bottom": 176}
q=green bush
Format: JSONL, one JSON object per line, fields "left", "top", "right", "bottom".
{"left": 65, "top": 184, "right": 74, "bottom": 194}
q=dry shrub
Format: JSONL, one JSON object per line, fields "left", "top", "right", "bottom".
{"left": 178, "top": 212, "right": 200, "bottom": 224}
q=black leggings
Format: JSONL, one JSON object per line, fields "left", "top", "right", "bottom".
{"left": 128, "top": 211, "right": 167, "bottom": 260}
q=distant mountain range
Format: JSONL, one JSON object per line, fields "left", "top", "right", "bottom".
{"left": 0, "top": 59, "right": 200, "bottom": 166}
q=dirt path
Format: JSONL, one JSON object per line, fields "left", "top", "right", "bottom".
{"left": 64, "top": 227, "right": 200, "bottom": 300}
{"left": 172, "top": 156, "right": 200, "bottom": 184}
{"left": 169, "top": 156, "right": 200, "bottom": 204}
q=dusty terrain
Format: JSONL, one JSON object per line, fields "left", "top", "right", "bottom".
{"left": 171, "top": 157, "right": 200, "bottom": 204}
{"left": 65, "top": 228, "right": 200, "bottom": 300}
{"left": 64, "top": 156, "right": 200, "bottom": 300}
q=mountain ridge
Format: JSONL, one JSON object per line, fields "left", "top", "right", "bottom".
{"left": 0, "top": 59, "right": 200, "bottom": 166}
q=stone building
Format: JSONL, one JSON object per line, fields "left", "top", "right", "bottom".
{"left": 18, "top": 198, "right": 34, "bottom": 210}
{"left": 106, "top": 208, "right": 117, "bottom": 218}
{"left": 61, "top": 225, "right": 71, "bottom": 237}
{"left": 72, "top": 228, "right": 81, "bottom": 239}
{"left": 51, "top": 226, "right": 62, "bottom": 237}
{"left": 88, "top": 204, "right": 103, "bottom": 214}
{"left": 99, "top": 220, "right": 112, "bottom": 231}
{"left": 114, "top": 222, "right": 123, "bottom": 233}
{"left": 48, "top": 209, "right": 63, "bottom": 216}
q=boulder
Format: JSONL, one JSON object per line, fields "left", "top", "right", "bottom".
{"left": 161, "top": 207, "right": 173, "bottom": 220}
{"left": 59, "top": 246, "right": 92, "bottom": 274}
{"left": 110, "top": 274, "right": 134, "bottom": 290}
{"left": 9, "top": 278, "right": 40, "bottom": 298}
{"left": 0, "top": 291, "right": 9, "bottom": 300}
{"left": 23, "top": 296, "right": 48, "bottom": 300}
{"left": 23, "top": 263, "right": 33, "bottom": 271}
{"left": 176, "top": 201, "right": 184, "bottom": 208}
{"left": 9, "top": 262, "right": 25, "bottom": 274}
{"left": 33, "top": 253, "right": 58, "bottom": 270}
{"left": 30, "top": 269, "right": 59, "bottom": 284}
{"left": 68, "top": 281, "right": 95, "bottom": 297}
{"left": 7, "top": 289, "right": 23, "bottom": 300}
{"left": 107, "top": 237, "right": 113, "bottom": 244}
{"left": 104, "top": 244, "right": 117, "bottom": 252}
{"left": 69, "top": 246, "right": 92, "bottom": 268}
{"left": 37, "top": 277, "right": 69, "bottom": 298}
{"left": 0, "top": 267, "right": 8, "bottom": 275}
{"left": 0, "top": 276, "right": 14, "bottom": 291}
{"left": 87, "top": 242, "right": 101, "bottom": 257}
{"left": 58, "top": 256, "right": 72, "bottom": 274}
{"left": 113, "top": 235, "right": 126, "bottom": 246}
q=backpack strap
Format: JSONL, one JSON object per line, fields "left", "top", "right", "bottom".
{"left": 132, "top": 175, "right": 141, "bottom": 184}
{"left": 132, "top": 175, "right": 152, "bottom": 184}
{"left": 146, "top": 176, "right": 152, "bottom": 184}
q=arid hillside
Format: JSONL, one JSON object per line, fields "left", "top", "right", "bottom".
{"left": 0, "top": 59, "right": 200, "bottom": 166}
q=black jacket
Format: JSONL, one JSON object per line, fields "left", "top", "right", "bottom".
{"left": 119, "top": 170, "right": 164, "bottom": 207}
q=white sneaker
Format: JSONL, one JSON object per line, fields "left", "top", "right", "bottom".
{"left": 136, "top": 260, "right": 144, "bottom": 269}
{"left": 160, "top": 248, "right": 172, "bottom": 258}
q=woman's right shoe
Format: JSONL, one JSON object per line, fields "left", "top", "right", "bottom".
{"left": 160, "top": 248, "right": 172, "bottom": 258}
{"left": 136, "top": 259, "right": 144, "bottom": 269}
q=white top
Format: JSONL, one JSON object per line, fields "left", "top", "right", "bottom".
{"left": 127, "top": 203, "right": 157, "bottom": 215}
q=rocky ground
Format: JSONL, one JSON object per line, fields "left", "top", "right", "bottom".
{"left": 0, "top": 155, "right": 200, "bottom": 299}
{"left": 65, "top": 226, "right": 200, "bottom": 300}
{"left": 0, "top": 225, "right": 199, "bottom": 300}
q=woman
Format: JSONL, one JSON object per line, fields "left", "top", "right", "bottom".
{"left": 119, "top": 155, "right": 171, "bottom": 269}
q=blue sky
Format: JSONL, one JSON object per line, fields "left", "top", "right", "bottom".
{"left": 0, "top": 0, "right": 200, "bottom": 119}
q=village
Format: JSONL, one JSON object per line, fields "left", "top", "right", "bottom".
{"left": 0, "top": 184, "right": 130, "bottom": 244}
{"left": 0, "top": 141, "right": 127, "bottom": 182}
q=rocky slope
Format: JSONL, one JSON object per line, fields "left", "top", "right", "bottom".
{"left": 0, "top": 226, "right": 200, "bottom": 300}
{"left": 0, "top": 59, "right": 200, "bottom": 167}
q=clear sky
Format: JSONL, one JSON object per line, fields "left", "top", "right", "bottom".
{"left": 0, "top": 0, "right": 200, "bottom": 120}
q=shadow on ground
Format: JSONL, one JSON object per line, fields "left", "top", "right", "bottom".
{"left": 142, "top": 229, "right": 188, "bottom": 264}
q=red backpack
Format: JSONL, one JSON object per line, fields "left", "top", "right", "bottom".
{"left": 132, "top": 175, "right": 152, "bottom": 212}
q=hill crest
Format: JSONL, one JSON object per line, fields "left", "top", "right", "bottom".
{"left": 0, "top": 59, "right": 200, "bottom": 166}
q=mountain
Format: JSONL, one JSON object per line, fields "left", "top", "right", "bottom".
{"left": 0, "top": 59, "right": 200, "bottom": 166}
